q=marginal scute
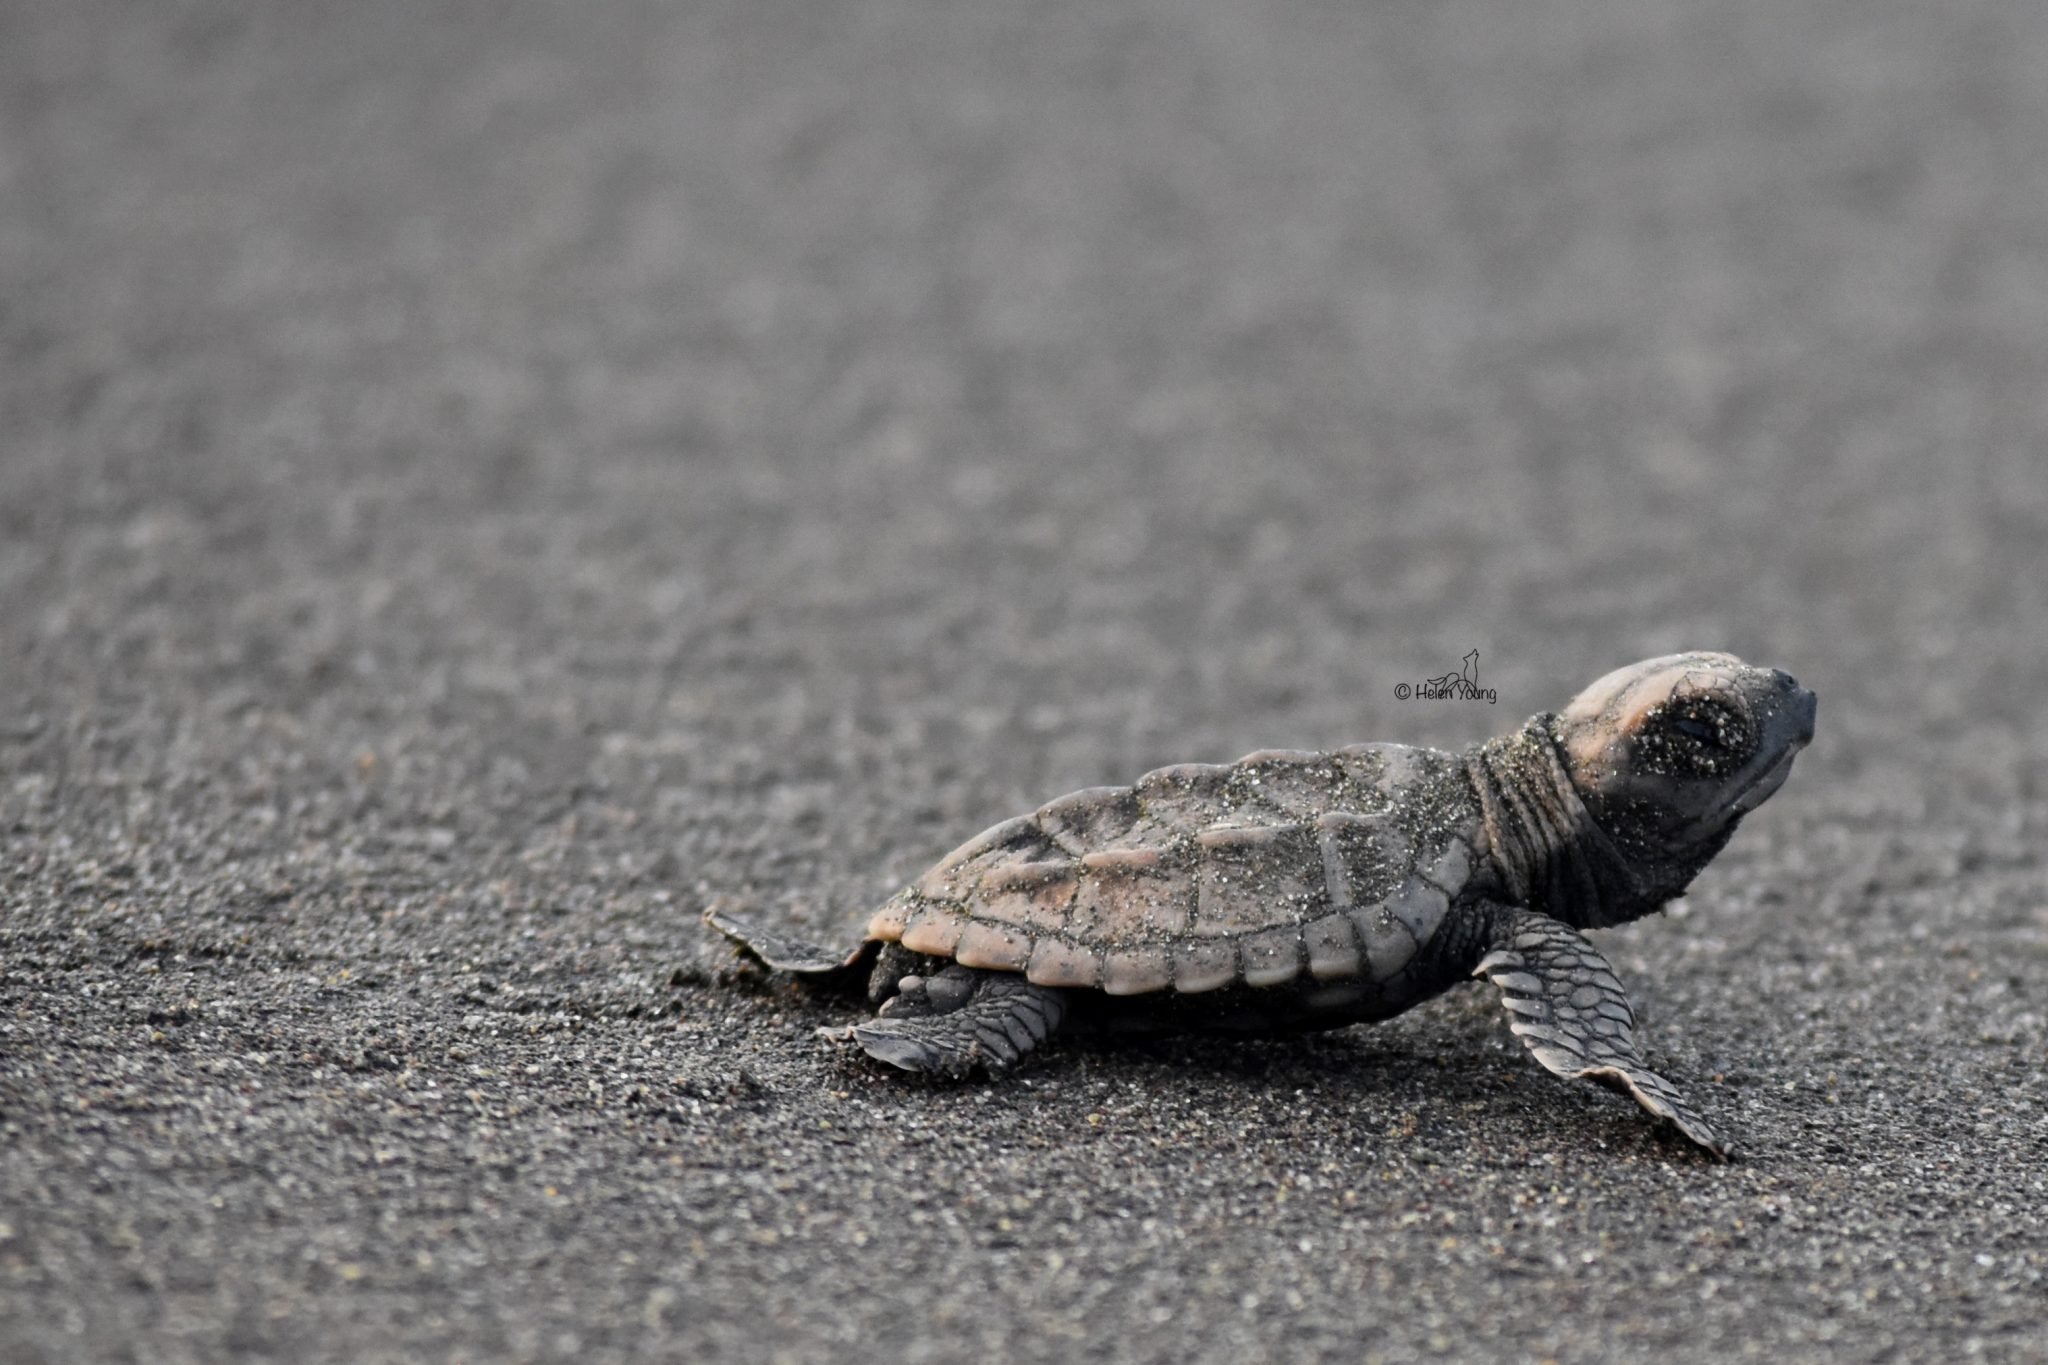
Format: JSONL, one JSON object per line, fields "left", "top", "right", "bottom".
{"left": 1429, "top": 837, "right": 1472, "bottom": 895}
{"left": 1349, "top": 905, "right": 1418, "bottom": 977}
{"left": 1170, "top": 940, "right": 1237, "bottom": 993}
{"left": 1101, "top": 947, "right": 1174, "bottom": 995}
{"left": 953, "top": 920, "right": 1033, "bottom": 971}
{"left": 898, "top": 904, "right": 966, "bottom": 956}
{"left": 1239, "top": 927, "right": 1306, "bottom": 987}
{"left": 867, "top": 900, "right": 910, "bottom": 940}
{"left": 1303, "top": 914, "right": 1363, "bottom": 980}
{"left": 1387, "top": 877, "right": 1450, "bottom": 944}
{"left": 1025, "top": 937, "right": 1102, "bottom": 989}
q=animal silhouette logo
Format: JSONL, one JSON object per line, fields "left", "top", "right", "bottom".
{"left": 1397, "top": 649, "right": 1497, "bottom": 703}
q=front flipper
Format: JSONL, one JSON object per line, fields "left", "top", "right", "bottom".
{"left": 853, "top": 967, "right": 1068, "bottom": 1080}
{"left": 1475, "top": 907, "right": 1728, "bottom": 1159}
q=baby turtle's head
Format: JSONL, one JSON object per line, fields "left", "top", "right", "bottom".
{"left": 1554, "top": 653, "right": 1816, "bottom": 868}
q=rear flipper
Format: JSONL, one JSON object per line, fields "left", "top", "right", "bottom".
{"left": 1475, "top": 906, "right": 1729, "bottom": 1159}
{"left": 702, "top": 904, "right": 868, "bottom": 975}
{"left": 853, "top": 965, "right": 1069, "bottom": 1080}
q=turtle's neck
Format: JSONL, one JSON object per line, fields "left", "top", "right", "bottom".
{"left": 1463, "top": 716, "right": 1688, "bottom": 928}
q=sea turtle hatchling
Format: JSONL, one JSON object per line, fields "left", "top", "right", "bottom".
{"left": 706, "top": 653, "right": 1816, "bottom": 1157}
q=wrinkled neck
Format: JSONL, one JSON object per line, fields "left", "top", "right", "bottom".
{"left": 1464, "top": 716, "right": 1690, "bottom": 928}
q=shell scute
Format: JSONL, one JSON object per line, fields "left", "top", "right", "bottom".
{"left": 1239, "top": 927, "right": 1307, "bottom": 987}
{"left": 1386, "top": 876, "right": 1451, "bottom": 945}
{"left": 1314, "top": 811, "right": 1410, "bottom": 910}
{"left": 1330, "top": 744, "right": 1394, "bottom": 795}
{"left": 1065, "top": 856, "right": 1194, "bottom": 943}
{"left": 1303, "top": 913, "right": 1363, "bottom": 980}
{"left": 1231, "top": 750, "right": 1352, "bottom": 819}
{"left": 1170, "top": 939, "right": 1238, "bottom": 993}
{"left": 1238, "top": 748, "right": 1325, "bottom": 767}
{"left": 915, "top": 814, "right": 1051, "bottom": 901}
{"left": 1080, "top": 847, "right": 1166, "bottom": 874}
{"left": 1133, "top": 762, "right": 1236, "bottom": 831}
{"left": 1138, "top": 761, "right": 1235, "bottom": 795}
{"left": 867, "top": 901, "right": 910, "bottom": 940}
{"left": 1193, "top": 823, "right": 1324, "bottom": 938}
{"left": 1424, "top": 836, "right": 1472, "bottom": 894}
{"left": 1349, "top": 905, "right": 1419, "bottom": 977}
{"left": 973, "top": 879, "right": 1076, "bottom": 933}
{"left": 1101, "top": 947, "right": 1175, "bottom": 995}
{"left": 954, "top": 920, "right": 1033, "bottom": 971}
{"left": 898, "top": 903, "right": 966, "bottom": 957}
{"left": 980, "top": 860, "right": 1070, "bottom": 892}
{"left": 943, "top": 814, "right": 1045, "bottom": 865}
{"left": 1036, "top": 785, "right": 1141, "bottom": 852}
{"left": 1026, "top": 937, "right": 1102, "bottom": 989}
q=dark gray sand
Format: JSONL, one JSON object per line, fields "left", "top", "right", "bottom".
{"left": 3, "top": 2, "right": 2045, "bottom": 1361}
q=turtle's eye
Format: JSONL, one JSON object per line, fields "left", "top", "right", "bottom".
{"left": 1671, "top": 712, "right": 1722, "bottom": 746}
{"left": 1660, "top": 700, "right": 1752, "bottom": 767}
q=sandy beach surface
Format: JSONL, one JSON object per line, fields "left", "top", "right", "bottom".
{"left": 3, "top": 2, "right": 2045, "bottom": 1360}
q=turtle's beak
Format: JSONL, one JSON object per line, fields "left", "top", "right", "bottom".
{"left": 1722, "top": 673, "right": 1815, "bottom": 818}
{"left": 1774, "top": 670, "right": 1818, "bottom": 747}
{"left": 1725, "top": 745, "right": 1798, "bottom": 816}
